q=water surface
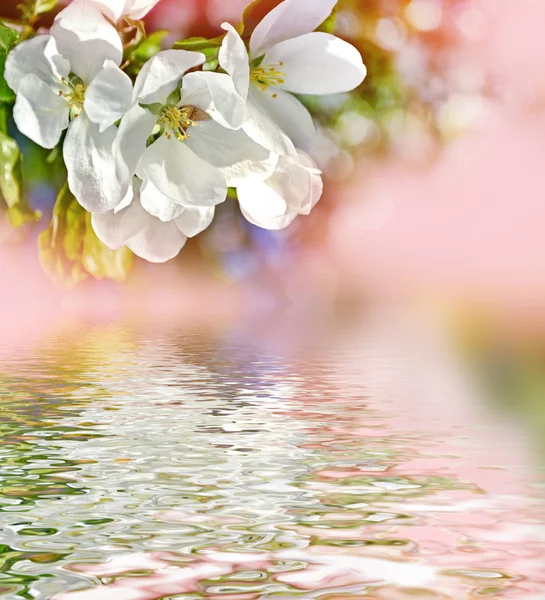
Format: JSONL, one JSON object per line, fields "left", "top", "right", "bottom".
{"left": 0, "top": 325, "right": 544, "bottom": 599}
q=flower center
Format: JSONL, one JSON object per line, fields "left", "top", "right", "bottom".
{"left": 157, "top": 105, "right": 208, "bottom": 142}
{"left": 250, "top": 62, "right": 286, "bottom": 92}
{"left": 59, "top": 78, "right": 87, "bottom": 116}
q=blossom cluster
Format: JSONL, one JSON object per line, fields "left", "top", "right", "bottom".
{"left": 4, "top": 0, "right": 366, "bottom": 262}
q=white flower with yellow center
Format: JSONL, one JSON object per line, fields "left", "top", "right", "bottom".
{"left": 113, "top": 50, "right": 278, "bottom": 228}
{"left": 219, "top": 0, "right": 367, "bottom": 156}
{"left": 5, "top": 2, "right": 133, "bottom": 213}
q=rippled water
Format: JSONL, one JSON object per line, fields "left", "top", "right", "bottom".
{"left": 0, "top": 325, "right": 544, "bottom": 599}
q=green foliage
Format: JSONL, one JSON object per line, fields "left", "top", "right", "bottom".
{"left": 173, "top": 35, "right": 225, "bottom": 71}
{"left": 19, "top": 0, "right": 59, "bottom": 20}
{"left": 0, "top": 21, "right": 19, "bottom": 103}
{"left": 0, "top": 105, "right": 41, "bottom": 227}
{"left": 39, "top": 184, "right": 133, "bottom": 287}
{"left": 124, "top": 30, "right": 168, "bottom": 77}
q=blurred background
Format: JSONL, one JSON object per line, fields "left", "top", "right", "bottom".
{"left": 2, "top": 0, "right": 545, "bottom": 437}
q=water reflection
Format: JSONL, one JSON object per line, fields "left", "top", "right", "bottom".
{"left": 0, "top": 325, "right": 544, "bottom": 599}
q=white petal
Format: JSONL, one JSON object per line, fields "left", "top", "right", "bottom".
{"left": 137, "top": 136, "right": 227, "bottom": 208}
{"left": 296, "top": 151, "right": 323, "bottom": 215}
{"left": 125, "top": 0, "right": 161, "bottom": 19}
{"left": 264, "top": 33, "right": 367, "bottom": 95}
{"left": 133, "top": 49, "right": 205, "bottom": 104}
{"left": 238, "top": 180, "right": 297, "bottom": 231}
{"left": 175, "top": 206, "right": 215, "bottom": 237}
{"left": 186, "top": 119, "right": 277, "bottom": 187}
{"left": 181, "top": 71, "right": 246, "bottom": 130}
{"left": 115, "top": 183, "right": 135, "bottom": 212}
{"left": 4, "top": 36, "right": 69, "bottom": 95}
{"left": 219, "top": 23, "right": 250, "bottom": 100}
{"left": 52, "top": 0, "right": 123, "bottom": 83}
{"left": 249, "top": 0, "right": 337, "bottom": 57}
{"left": 88, "top": 0, "right": 126, "bottom": 21}
{"left": 126, "top": 218, "right": 187, "bottom": 263}
{"left": 248, "top": 86, "right": 316, "bottom": 153}
{"left": 84, "top": 60, "right": 133, "bottom": 131}
{"left": 140, "top": 177, "right": 185, "bottom": 222}
{"left": 13, "top": 74, "right": 69, "bottom": 149}
{"left": 64, "top": 114, "right": 126, "bottom": 213}
{"left": 237, "top": 152, "right": 321, "bottom": 230}
{"left": 92, "top": 193, "right": 148, "bottom": 249}
{"left": 114, "top": 104, "right": 158, "bottom": 184}
{"left": 242, "top": 97, "right": 297, "bottom": 158}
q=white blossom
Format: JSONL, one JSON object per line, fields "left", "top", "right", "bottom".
{"left": 5, "top": 2, "right": 132, "bottom": 213}
{"left": 237, "top": 150, "right": 323, "bottom": 230}
{"left": 114, "top": 50, "right": 278, "bottom": 225}
{"left": 219, "top": 0, "right": 367, "bottom": 156}
{"left": 92, "top": 180, "right": 214, "bottom": 263}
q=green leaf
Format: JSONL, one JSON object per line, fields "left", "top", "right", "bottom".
{"left": 173, "top": 35, "right": 224, "bottom": 71}
{"left": 0, "top": 22, "right": 19, "bottom": 103}
{"left": 33, "top": 0, "right": 59, "bottom": 16}
{"left": 0, "top": 128, "right": 22, "bottom": 209}
{"left": 124, "top": 30, "right": 168, "bottom": 77}
{"left": 0, "top": 108, "right": 41, "bottom": 227}
{"left": 39, "top": 184, "right": 133, "bottom": 287}
{"left": 173, "top": 35, "right": 223, "bottom": 53}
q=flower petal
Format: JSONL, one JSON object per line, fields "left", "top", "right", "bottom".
{"left": 140, "top": 177, "right": 185, "bottom": 222}
{"left": 238, "top": 152, "right": 322, "bottom": 230}
{"left": 242, "top": 97, "right": 297, "bottom": 158}
{"left": 219, "top": 23, "right": 250, "bottom": 100}
{"left": 250, "top": 0, "right": 337, "bottom": 58}
{"left": 181, "top": 71, "right": 246, "bottom": 130}
{"left": 12, "top": 74, "right": 69, "bottom": 149}
{"left": 248, "top": 86, "right": 316, "bottom": 153}
{"left": 264, "top": 33, "right": 367, "bottom": 95}
{"left": 175, "top": 206, "right": 215, "bottom": 237}
{"left": 133, "top": 49, "right": 205, "bottom": 104}
{"left": 296, "top": 151, "right": 323, "bottom": 215}
{"left": 88, "top": 0, "right": 126, "bottom": 21}
{"left": 126, "top": 218, "right": 187, "bottom": 263}
{"left": 92, "top": 191, "right": 148, "bottom": 249}
{"left": 4, "top": 36, "right": 69, "bottom": 95}
{"left": 186, "top": 119, "right": 277, "bottom": 187}
{"left": 237, "top": 180, "right": 297, "bottom": 231}
{"left": 84, "top": 60, "right": 133, "bottom": 132}
{"left": 137, "top": 136, "right": 227, "bottom": 208}
{"left": 64, "top": 114, "right": 126, "bottom": 213}
{"left": 52, "top": 0, "right": 123, "bottom": 83}
{"left": 114, "top": 104, "right": 158, "bottom": 186}
{"left": 126, "top": 0, "right": 162, "bottom": 19}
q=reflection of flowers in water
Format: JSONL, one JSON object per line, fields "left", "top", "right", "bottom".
{"left": 1, "top": 327, "right": 541, "bottom": 599}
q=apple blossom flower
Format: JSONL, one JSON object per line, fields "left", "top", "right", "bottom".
{"left": 114, "top": 49, "right": 278, "bottom": 223}
{"left": 237, "top": 150, "right": 323, "bottom": 230}
{"left": 219, "top": 0, "right": 367, "bottom": 156}
{"left": 92, "top": 179, "right": 214, "bottom": 262}
{"left": 5, "top": 3, "right": 132, "bottom": 213}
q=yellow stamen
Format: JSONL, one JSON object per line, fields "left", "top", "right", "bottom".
{"left": 59, "top": 79, "right": 87, "bottom": 116}
{"left": 157, "top": 105, "right": 208, "bottom": 142}
{"left": 250, "top": 62, "right": 286, "bottom": 92}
